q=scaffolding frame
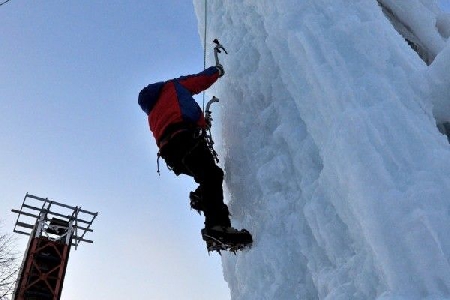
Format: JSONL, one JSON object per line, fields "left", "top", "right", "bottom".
{"left": 12, "top": 193, "right": 97, "bottom": 249}
{"left": 11, "top": 193, "right": 98, "bottom": 300}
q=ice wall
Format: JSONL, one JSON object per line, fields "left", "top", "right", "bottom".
{"left": 378, "top": 0, "right": 445, "bottom": 64}
{"left": 194, "top": 1, "right": 450, "bottom": 299}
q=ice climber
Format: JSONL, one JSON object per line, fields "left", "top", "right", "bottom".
{"left": 137, "top": 63, "right": 252, "bottom": 252}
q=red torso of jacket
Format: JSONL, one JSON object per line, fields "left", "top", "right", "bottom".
{"left": 138, "top": 66, "right": 220, "bottom": 147}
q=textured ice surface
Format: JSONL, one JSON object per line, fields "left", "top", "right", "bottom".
{"left": 194, "top": 1, "right": 450, "bottom": 299}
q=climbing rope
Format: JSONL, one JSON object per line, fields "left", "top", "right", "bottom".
{"left": 202, "top": 0, "right": 208, "bottom": 111}
{"left": 203, "top": 0, "right": 208, "bottom": 70}
{"left": 0, "top": 0, "right": 12, "bottom": 6}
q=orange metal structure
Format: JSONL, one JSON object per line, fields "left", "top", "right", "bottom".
{"left": 14, "top": 237, "right": 70, "bottom": 300}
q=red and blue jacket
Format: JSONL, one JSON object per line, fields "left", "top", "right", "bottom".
{"left": 138, "top": 66, "right": 221, "bottom": 148}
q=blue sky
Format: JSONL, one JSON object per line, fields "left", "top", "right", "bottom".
{"left": 0, "top": 1, "right": 229, "bottom": 299}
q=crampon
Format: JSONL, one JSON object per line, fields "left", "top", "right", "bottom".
{"left": 201, "top": 227, "right": 252, "bottom": 254}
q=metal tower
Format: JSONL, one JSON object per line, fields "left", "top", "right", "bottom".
{"left": 11, "top": 193, "right": 98, "bottom": 300}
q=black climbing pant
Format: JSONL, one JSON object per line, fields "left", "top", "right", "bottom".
{"left": 159, "top": 129, "right": 231, "bottom": 228}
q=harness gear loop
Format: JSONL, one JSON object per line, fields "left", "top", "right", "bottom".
{"left": 156, "top": 152, "right": 161, "bottom": 176}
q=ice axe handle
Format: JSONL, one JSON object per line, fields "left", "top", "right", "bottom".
{"left": 206, "top": 96, "right": 219, "bottom": 113}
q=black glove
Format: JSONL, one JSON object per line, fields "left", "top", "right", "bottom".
{"left": 216, "top": 64, "right": 225, "bottom": 77}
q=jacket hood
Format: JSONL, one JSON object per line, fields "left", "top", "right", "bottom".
{"left": 138, "top": 81, "right": 166, "bottom": 114}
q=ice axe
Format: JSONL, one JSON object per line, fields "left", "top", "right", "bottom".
{"left": 213, "top": 39, "right": 228, "bottom": 66}
{"left": 205, "top": 96, "right": 219, "bottom": 130}
{"left": 204, "top": 96, "right": 220, "bottom": 163}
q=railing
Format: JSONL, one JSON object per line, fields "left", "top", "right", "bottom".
{"left": 12, "top": 193, "right": 98, "bottom": 249}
